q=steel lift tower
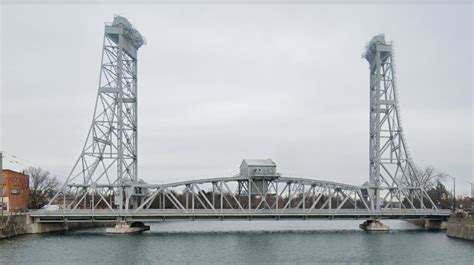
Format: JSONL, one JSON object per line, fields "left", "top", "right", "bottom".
{"left": 50, "top": 16, "right": 145, "bottom": 213}
{"left": 363, "top": 35, "right": 436, "bottom": 213}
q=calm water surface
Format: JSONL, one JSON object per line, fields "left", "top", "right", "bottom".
{"left": 0, "top": 220, "right": 472, "bottom": 264}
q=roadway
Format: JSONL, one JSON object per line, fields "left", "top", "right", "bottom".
{"left": 29, "top": 209, "right": 452, "bottom": 223}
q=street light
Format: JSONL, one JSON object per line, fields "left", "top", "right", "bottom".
{"left": 446, "top": 175, "right": 456, "bottom": 213}
{"left": 467, "top": 181, "right": 473, "bottom": 198}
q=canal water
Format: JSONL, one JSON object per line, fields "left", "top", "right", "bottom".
{"left": 0, "top": 220, "right": 472, "bottom": 264}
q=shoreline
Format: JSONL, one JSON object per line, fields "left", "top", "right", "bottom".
{"left": 1, "top": 214, "right": 111, "bottom": 239}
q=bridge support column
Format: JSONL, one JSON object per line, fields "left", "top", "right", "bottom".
{"left": 359, "top": 220, "right": 389, "bottom": 232}
{"left": 106, "top": 221, "right": 150, "bottom": 234}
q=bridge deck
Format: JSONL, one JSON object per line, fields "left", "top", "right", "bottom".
{"left": 30, "top": 209, "right": 451, "bottom": 223}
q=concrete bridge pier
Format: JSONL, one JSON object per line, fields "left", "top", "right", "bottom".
{"left": 406, "top": 219, "right": 447, "bottom": 230}
{"left": 359, "top": 220, "right": 390, "bottom": 231}
{"left": 106, "top": 221, "right": 150, "bottom": 234}
{"left": 424, "top": 220, "right": 446, "bottom": 230}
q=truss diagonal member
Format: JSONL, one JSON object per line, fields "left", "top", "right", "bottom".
{"left": 282, "top": 183, "right": 302, "bottom": 212}
{"left": 222, "top": 182, "right": 245, "bottom": 211}
{"left": 136, "top": 188, "right": 163, "bottom": 211}
{"left": 71, "top": 189, "right": 90, "bottom": 213}
{"left": 271, "top": 182, "right": 289, "bottom": 209}
{"left": 336, "top": 189, "right": 357, "bottom": 211}
{"left": 96, "top": 190, "right": 116, "bottom": 213}
{"left": 307, "top": 190, "right": 325, "bottom": 212}
{"left": 195, "top": 184, "right": 218, "bottom": 213}
{"left": 164, "top": 190, "right": 188, "bottom": 213}
{"left": 190, "top": 184, "right": 212, "bottom": 212}
{"left": 250, "top": 180, "right": 273, "bottom": 212}
{"left": 335, "top": 193, "right": 351, "bottom": 212}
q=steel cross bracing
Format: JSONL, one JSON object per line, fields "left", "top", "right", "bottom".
{"left": 47, "top": 16, "right": 145, "bottom": 212}
{"left": 42, "top": 19, "right": 445, "bottom": 221}
{"left": 364, "top": 35, "right": 436, "bottom": 211}
{"left": 33, "top": 175, "right": 450, "bottom": 222}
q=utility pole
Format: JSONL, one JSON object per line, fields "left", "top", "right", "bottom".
{"left": 448, "top": 176, "right": 456, "bottom": 213}
{"left": 436, "top": 178, "right": 440, "bottom": 207}
{"left": 453, "top": 177, "right": 456, "bottom": 212}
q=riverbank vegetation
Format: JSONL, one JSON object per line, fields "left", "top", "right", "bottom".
{"left": 25, "top": 167, "right": 60, "bottom": 209}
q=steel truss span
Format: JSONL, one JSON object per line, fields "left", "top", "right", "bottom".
{"left": 42, "top": 18, "right": 447, "bottom": 223}
{"left": 33, "top": 176, "right": 450, "bottom": 222}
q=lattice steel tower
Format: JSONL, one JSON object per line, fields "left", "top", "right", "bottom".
{"left": 52, "top": 16, "right": 145, "bottom": 211}
{"left": 364, "top": 34, "right": 435, "bottom": 210}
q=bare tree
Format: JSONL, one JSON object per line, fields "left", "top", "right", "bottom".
{"left": 417, "top": 166, "right": 449, "bottom": 190}
{"left": 403, "top": 166, "right": 448, "bottom": 189}
{"left": 25, "top": 167, "right": 60, "bottom": 209}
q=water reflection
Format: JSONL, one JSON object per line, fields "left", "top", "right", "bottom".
{"left": 0, "top": 220, "right": 472, "bottom": 264}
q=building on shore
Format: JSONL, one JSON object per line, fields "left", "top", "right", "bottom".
{"left": 1, "top": 169, "right": 30, "bottom": 212}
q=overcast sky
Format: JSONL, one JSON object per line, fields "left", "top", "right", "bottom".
{"left": 1, "top": 1, "right": 472, "bottom": 195}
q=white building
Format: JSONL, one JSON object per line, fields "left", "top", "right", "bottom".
{"left": 239, "top": 159, "right": 277, "bottom": 179}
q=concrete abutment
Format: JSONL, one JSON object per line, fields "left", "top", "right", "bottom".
{"left": 424, "top": 220, "right": 447, "bottom": 230}
{"left": 1, "top": 215, "right": 111, "bottom": 239}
